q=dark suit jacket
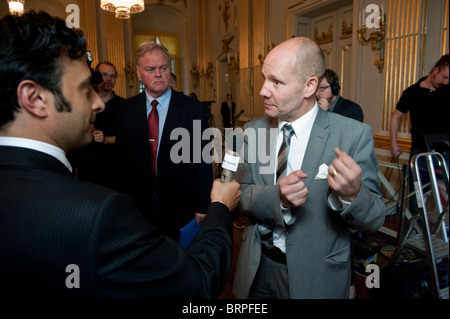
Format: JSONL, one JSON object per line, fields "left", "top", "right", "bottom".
{"left": 221, "top": 101, "right": 236, "bottom": 127}
{"left": 332, "top": 96, "right": 364, "bottom": 122}
{"left": 114, "top": 90, "right": 213, "bottom": 239}
{"left": 0, "top": 146, "right": 232, "bottom": 299}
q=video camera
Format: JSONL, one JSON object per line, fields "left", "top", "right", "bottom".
{"left": 86, "top": 51, "right": 103, "bottom": 91}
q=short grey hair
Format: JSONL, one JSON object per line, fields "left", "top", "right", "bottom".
{"left": 136, "top": 42, "right": 173, "bottom": 67}
{"left": 292, "top": 37, "right": 326, "bottom": 85}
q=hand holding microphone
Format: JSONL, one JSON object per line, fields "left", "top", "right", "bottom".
{"left": 211, "top": 179, "right": 241, "bottom": 211}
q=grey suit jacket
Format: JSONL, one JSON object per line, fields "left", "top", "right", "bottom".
{"left": 232, "top": 107, "right": 385, "bottom": 299}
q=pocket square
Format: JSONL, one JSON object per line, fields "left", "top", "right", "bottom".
{"left": 315, "top": 163, "right": 329, "bottom": 180}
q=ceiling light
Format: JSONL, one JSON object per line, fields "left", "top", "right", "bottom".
{"left": 100, "top": 0, "right": 145, "bottom": 19}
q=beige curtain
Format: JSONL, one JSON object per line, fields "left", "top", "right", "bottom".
{"left": 133, "top": 31, "right": 180, "bottom": 91}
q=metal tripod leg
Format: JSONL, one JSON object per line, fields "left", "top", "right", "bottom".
{"left": 411, "top": 152, "right": 449, "bottom": 298}
{"left": 391, "top": 152, "right": 449, "bottom": 298}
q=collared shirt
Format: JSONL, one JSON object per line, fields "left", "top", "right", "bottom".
{"left": 272, "top": 104, "right": 319, "bottom": 252}
{"left": 145, "top": 88, "right": 171, "bottom": 158}
{"left": 0, "top": 137, "right": 72, "bottom": 172}
{"left": 328, "top": 95, "right": 340, "bottom": 112}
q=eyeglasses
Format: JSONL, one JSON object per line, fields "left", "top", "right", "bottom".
{"left": 317, "top": 85, "right": 330, "bottom": 92}
{"left": 101, "top": 72, "right": 117, "bottom": 79}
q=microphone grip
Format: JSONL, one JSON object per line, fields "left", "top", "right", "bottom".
{"left": 221, "top": 150, "right": 240, "bottom": 183}
{"left": 221, "top": 168, "right": 235, "bottom": 183}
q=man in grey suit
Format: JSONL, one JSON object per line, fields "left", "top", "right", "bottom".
{"left": 232, "top": 37, "right": 385, "bottom": 299}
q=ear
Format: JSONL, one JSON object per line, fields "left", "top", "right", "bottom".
{"left": 16, "top": 80, "right": 50, "bottom": 118}
{"left": 303, "top": 77, "right": 319, "bottom": 98}
{"left": 136, "top": 67, "right": 142, "bottom": 80}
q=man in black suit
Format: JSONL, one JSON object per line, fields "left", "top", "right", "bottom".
{"left": 316, "top": 69, "right": 364, "bottom": 122}
{"left": 0, "top": 11, "right": 240, "bottom": 299}
{"left": 114, "top": 42, "right": 214, "bottom": 240}
{"left": 221, "top": 93, "right": 236, "bottom": 128}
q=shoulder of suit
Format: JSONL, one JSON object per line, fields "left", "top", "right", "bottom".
{"left": 121, "top": 91, "right": 145, "bottom": 105}
{"left": 326, "top": 110, "right": 368, "bottom": 129}
{"left": 339, "top": 96, "right": 361, "bottom": 108}
{"left": 245, "top": 116, "right": 274, "bottom": 129}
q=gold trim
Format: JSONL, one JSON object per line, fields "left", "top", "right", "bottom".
{"left": 314, "top": 24, "right": 333, "bottom": 45}
{"left": 374, "top": 135, "right": 411, "bottom": 153}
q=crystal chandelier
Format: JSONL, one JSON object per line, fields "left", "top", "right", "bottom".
{"left": 8, "top": 0, "right": 25, "bottom": 15}
{"left": 100, "top": 0, "right": 145, "bottom": 19}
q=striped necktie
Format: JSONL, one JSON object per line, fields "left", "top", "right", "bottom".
{"left": 276, "top": 124, "right": 295, "bottom": 181}
{"left": 277, "top": 124, "right": 296, "bottom": 226}
{"left": 258, "top": 124, "right": 296, "bottom": 247}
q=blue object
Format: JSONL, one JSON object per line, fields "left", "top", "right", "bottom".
{"left": 179, "top": 217, "right": 203, "bottom": 249}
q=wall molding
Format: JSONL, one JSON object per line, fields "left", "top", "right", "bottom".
{"left": 374, "top": 135, "right": 411, "bottom": 153}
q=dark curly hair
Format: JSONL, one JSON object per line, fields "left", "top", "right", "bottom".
{"left": 0, "top": 10, "right": 87, "bottom": 128}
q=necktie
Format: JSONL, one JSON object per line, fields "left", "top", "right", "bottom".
{"left": 277, "top": 124, "right": 296, "bottom": 226}
{"left": 148, "top": 100, "right": 159, "bottom": 190}
{"left": 276, "top": 124, "right": 295, "bottom": 181}
{"left": 258, "top": 124, "right": 296, "bottom": 247}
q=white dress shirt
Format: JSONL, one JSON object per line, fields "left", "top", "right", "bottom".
{"left": 272, "top": 104, "right": 318, "bottom": 252}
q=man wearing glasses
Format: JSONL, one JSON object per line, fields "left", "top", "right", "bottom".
{"left": 316, "top": 69, "right": 363, "bottom": 122}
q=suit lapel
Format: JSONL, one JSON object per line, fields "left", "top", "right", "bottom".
{"left": 261, "top": 117, "right": 278, "bottom": 186}
{"left": 136, "top": 92, "right": 149, "bottom": 138}
{"left": 301, "top": 108, "right": 330, "bottom": 189}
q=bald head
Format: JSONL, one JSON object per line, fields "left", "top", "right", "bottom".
{"left": 260, "top": 37, "right": 326, "bottom": 122}
{"left": 269, "top": 37, "right": 326, "bottom": 85}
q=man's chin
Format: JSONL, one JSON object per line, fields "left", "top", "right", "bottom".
{"left": 71, "top": 136, "right": 93, "bottom": 151}
{"left": 264, "top": 108, "right": 277, "bottom": 118}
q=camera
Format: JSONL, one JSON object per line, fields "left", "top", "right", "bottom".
{"left": 87, "top": 51, "right": 103, "bottom": 90}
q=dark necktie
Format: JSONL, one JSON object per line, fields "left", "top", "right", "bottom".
{"left": 148, "top": 100, "right": 159, "bottom": 190}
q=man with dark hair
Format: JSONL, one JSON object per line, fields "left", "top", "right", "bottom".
{"left": 0, "top": 10, "right": 240, "bottom": 299}
{"left": 390, "top": 54, "right": 449, "bottom": 159}
{"left": 316, "top": 69, "right": 364, "bottom": 122}
{"left": 390, "top": 54, "right": 449, "bottom": 212}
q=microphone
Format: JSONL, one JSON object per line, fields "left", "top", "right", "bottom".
{"left": 221, "top": 135, "right": 240, "bottom": 183}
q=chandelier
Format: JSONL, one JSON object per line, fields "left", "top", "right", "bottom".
{"left": 100, "top": 0, "right": 145, "bottom": 19}
{"left": 8, "top": 0, "right": 25, "bottom": 15}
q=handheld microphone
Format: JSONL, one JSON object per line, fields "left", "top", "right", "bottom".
{"left": 221, "top": 135, "right": 240, "bottom": 183}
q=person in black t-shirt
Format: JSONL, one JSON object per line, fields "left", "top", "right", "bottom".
{"left": 69, "top": 62, "right": 124, "bottom": 188}
{"left": 390, "top": 54, "right": 449, "bottom": 212}
{"left": 390, "top": 54, "right": 449, "bottom": 158}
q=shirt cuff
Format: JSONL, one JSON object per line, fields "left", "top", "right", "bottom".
{"left": 339, "top": 196, "right": 352, "bottom": 209}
